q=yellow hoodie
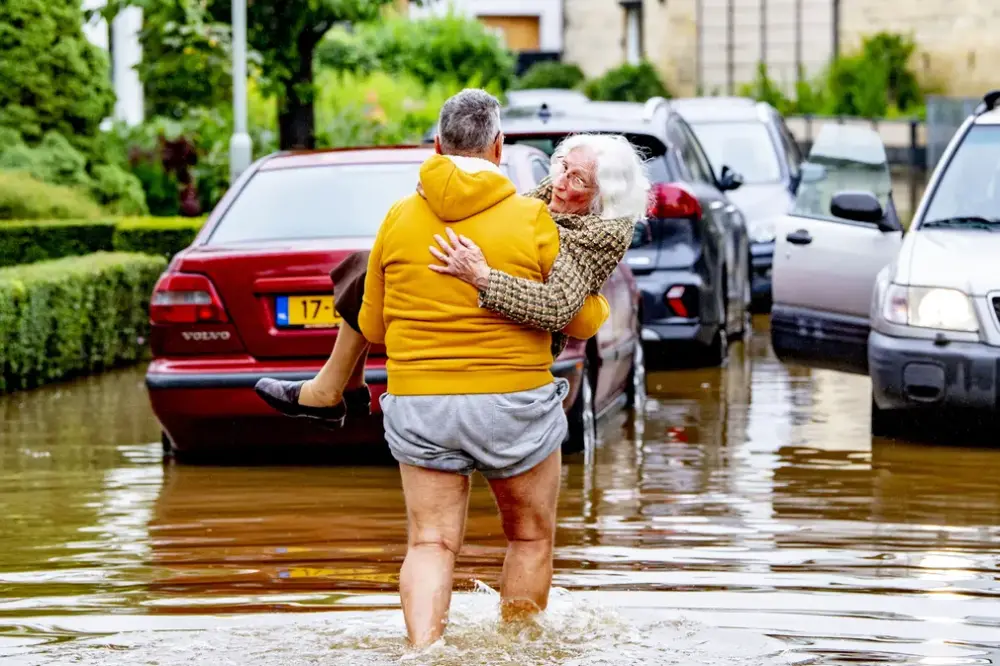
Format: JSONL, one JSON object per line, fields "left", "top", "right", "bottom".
{"left": 357, "top": 154, "right": 610, "bottom": 396}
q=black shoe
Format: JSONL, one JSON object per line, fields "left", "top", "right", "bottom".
{"left": 343, "top": 385, "right": 372, "bottom": 418}
{"left": 254, "top": 378, "right": 346, "bottom": 428}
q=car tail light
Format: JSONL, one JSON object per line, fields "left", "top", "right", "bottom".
{"left": 665, "top": 284, "right": 698, "bottom": 319}
{"left": 150, "top": 273, "right": 229, "bottom": 324}
{"left": 647, "top": 182, "right": 703, "bottom": 220}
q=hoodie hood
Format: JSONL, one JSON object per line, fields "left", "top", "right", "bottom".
{"left": 419, "top": 154, "right": 517, "bottom": 222}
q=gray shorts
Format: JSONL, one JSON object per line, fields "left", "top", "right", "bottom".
{"left": 379, "top": 378, "right": 569, "bottom": 480}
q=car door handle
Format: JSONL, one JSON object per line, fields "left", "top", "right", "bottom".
{"left": 786, "top": 229, "right": 812, "bottom": 245}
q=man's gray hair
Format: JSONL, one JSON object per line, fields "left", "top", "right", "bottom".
{"left": 437, "top": 89, "right": 502, "bottom": 155}
{"left": 552, "top": 134, "right": 652, "bottom": 221}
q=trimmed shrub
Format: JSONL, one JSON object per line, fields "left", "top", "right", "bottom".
{"left": 0, "top": 252, "right": 167, "bottom": 392}
{"left": 112, "top": 216, "right": 206, "bottom": 259}
{"left": 0, "top": 171, "right": 103, "bottom": 220}
{"left": 0, "top": 219, "right": 116, "bottom": 268}
{"left": 514, "top": 62, "right": 586, "bottom": 90}
{"left": 584, "top": 62, "right": 671, "bottom": 102}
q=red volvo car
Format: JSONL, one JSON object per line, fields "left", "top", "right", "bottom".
{"left": 146, "top": 145, "right": 645, "bottom": 462}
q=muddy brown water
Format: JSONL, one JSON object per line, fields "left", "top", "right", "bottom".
{"left": 2, "top": 318, "right": 999, "bottom": 665}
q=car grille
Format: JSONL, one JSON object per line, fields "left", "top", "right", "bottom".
{"left": 993, "top": 297, "right": 1000, "bottom": 326}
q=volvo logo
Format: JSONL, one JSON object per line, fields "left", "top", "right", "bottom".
{"left": 182, "top": 331, "right": 231, "bottom": 342}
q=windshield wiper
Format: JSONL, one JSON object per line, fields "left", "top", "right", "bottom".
{"left": 922, "top": 216, "right": 1000, "bottom": 230}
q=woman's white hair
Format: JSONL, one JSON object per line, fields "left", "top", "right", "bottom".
{"left": 551, "top": 134, "right": 652, "bottom": 221}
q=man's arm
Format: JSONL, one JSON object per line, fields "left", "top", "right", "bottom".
{"left": 356, "top": 218, "right": 389, "bottom": 345}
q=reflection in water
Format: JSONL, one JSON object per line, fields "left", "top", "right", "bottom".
{"left": 2, "top": 321, "right": 1000, "bottom": 664}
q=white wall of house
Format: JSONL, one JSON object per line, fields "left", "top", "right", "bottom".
{"left": 81, "top": 0, "right": 144, "bottom": 126}
{"left": 409, "top": 0, "right": 564, "bottom": 52}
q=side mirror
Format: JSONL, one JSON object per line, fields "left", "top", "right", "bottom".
{"left": 631, "top": 219, "right": 652, "bottom": 248}
{"left": 718, "top": 165, "right": 744, "bottom": 192}
{"left": 830, "top": 191, "right": 898, "bottom": 232}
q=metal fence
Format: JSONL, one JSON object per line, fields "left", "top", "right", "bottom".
{"left": 696, "top": 0, "right": 839, "bottom": 96}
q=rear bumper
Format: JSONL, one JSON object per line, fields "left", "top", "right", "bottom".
{"left": 147, "top": 356, "right": 585, "bottom": 451}
{"left": 869, "top": 330, "right": 1000, "bottom": 412}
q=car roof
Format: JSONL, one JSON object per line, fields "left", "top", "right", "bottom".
{"left": 973, "top": 107, "right": 1000, "bottom": 125}
{"left": 506, "top": 88, "right": 590, "bottom": 108}
{"left": 257, "top": 144, "right": 540, "bottom": 171}
{"left": 669, "top": 96, "right": 770, "bottom": 123}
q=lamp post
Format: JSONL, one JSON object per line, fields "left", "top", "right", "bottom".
{"left": 229, "top": 0, "right": 252, "bottom": 183}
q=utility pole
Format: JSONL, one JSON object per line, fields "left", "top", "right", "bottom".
{"left": 229, "top": 0, "right": 252, "bottom": 183}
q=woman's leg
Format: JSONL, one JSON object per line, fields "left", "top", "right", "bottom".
{"left": 398, "top": 464, "right": 471, "bottom": 647}
{"left": 297, "top": 324, "right": 370, "bottom": 408}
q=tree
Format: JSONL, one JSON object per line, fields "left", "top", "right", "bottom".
{"left": 138, "top": 0, "right": 234, "bottom": 119}
{"left": 209, "top": 0, "right": 398, "bottom": 149}
{"left": 584, "top": 62, "right": 670, "bottom": 103}
{"left": 0, "top": 0, "right": 115, "bottom": 160}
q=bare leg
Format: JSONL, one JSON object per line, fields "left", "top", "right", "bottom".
{"left": 298, "top": 324, "right": 369, "bottom": 408}
{"left": 487, "top": 449, "right": 561, "bottom": 622}
{"left": 398, "top": 464, "right": 471, "bottom": 647}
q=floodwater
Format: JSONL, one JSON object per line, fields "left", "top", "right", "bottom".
{"left": 2, "top": 318, "right": 1000, "bottom": 665}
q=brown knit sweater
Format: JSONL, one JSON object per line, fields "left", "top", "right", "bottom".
{"left": 478, "top": 178, "right": 637, "bottom": 356}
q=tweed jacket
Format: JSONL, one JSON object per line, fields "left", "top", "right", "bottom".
{"left": 478, "top": 178, "right": 637, "bottom": 357}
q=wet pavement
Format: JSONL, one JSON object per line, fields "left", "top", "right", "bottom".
{"left": 2, "top": 317, "right": 1000, "bottom": 665}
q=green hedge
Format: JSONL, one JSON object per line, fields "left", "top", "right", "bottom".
{"left": 0, "top": 252, "right": 167, "bottom": 393}
{"left": 0, "top": 170, "right": 104, "bottom": 220}
{"left": 112, "top": 216, "right": 205, "bottom": 259}
{"left": 0, "top": 219, "right": 116, "bottom": 268}
{"left": 0, "top": 216, "right": 206, "bottom": 267}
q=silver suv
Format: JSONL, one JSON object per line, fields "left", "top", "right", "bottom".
{"left": 768, "top": 90, "right": 1000, "bottom": 436}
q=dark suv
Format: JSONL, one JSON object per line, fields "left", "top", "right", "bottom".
{"left": 494, "top": 98, "right": 753, "bottom": 366}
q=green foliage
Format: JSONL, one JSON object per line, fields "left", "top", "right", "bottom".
{"left": 315, "top": 26, "right": 380, "bottom": 75}
{"left": 315, "top": 70, "right": 463, "bottom": 148}
{"left": 0, "top": 219, "right": 116, "bottom": 267}
{"left": 360, "top": 13, "right": 516, "bottom": 91}
{"left": 90, "top": 165, "right": 150, "bottom": 215}
{"left": 739, "top": 32, "right": 924, "bottom": 118}
{"left": 0, "top": 171, "right": 103, "bottom": 220}
{"left": 514, "top": 61, "right": 586, "bottom": 91}
{"left": 0, "top": 131, "right": 92, "bottom": 189}
{"left": 584, "top": 62, "right": 671, "bottom": 102}
{"left": 0, "top": 252, "right": 166, "bottom": 392}
{"left": 112, "top": 216, "right": 206, "bottom": 259}
{"left": 0, "top": 216, "right": 206, "bottom": 266}
{"left": 0, "top": 0, "right": 115, "bottom": 162}
{"left": 207, "top": 0, "right": 398, "bottom": 149}
{"left": 133, "top": 0, "right": 236, "bottom": 119}
{"left": 0, "top": 130, "right": 148, "bottom": 216}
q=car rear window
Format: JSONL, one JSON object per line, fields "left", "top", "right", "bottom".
{"left": 505, "top": 133, "right": 673, "bottom": 183}
{"left": 208, "top": 161, "right": 511, "bottom": 244}
{"left": 688, "top": 121, "right": 783, "bottom": 183}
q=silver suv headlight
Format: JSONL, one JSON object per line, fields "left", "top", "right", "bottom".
{"left": 882, "top": 285, "right": 979, "bottom": 332}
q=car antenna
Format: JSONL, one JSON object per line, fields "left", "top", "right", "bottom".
{"left": 538, "top": 103, "right": 552, "bottom": 122}
{"left": 975, "top": 90, "right": 1000, "bottom": 115}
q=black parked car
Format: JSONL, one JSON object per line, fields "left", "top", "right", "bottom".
{"left": 671, "top": 97, "right": 805, "bottom": 311}
{"left": 496, "top": 98, "right": 753, "bottom": 366}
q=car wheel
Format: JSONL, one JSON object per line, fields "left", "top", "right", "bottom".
{"left": 871, "top": 395, "right": 906, "bottom": 439}
{"left": 626, "top": 339, "right": 646, "bottom": 410}
{"left": 564, "top": 360, "right": 597, "bottom": 455}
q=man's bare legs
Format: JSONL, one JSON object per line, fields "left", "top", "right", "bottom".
{"left": 487, "top": 449, "right": 561, "bottom": 621}
{"left": 297, "top": 324, "right": 370, "bottom": 408}
{"left": 398, "top": 464, "right": 471, "bottom": 647}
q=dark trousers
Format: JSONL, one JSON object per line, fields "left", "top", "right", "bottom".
{"left": 330, "top": 250, "right": 369, "bottom": 334}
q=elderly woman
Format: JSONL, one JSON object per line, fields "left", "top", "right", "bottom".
{"left": 255, "top": 132, "right": 650, "bottom": 427}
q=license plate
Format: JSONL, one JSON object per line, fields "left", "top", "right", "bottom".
{"left": 276, "top": 295, "right": 341, "bottom": 328}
